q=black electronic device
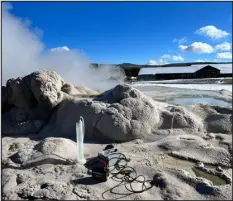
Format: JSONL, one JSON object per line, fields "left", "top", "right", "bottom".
{"left": 90, "top": 144, "right": 116, "bottom": 182}
{"left": 91, "top": 164, "right": 109, "bottom": 181}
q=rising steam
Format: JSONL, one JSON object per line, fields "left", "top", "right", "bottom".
{"left": 2, "top": 3, "right": 125, "bottom": 91}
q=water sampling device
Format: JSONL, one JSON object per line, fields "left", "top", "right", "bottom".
{"left": 76, "top": 116, "right": 86, "bottom": 164}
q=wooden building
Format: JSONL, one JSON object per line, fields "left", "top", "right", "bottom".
{"left": 137, "top": 63, "right": 232, "bottom": 81}
{"left": 195, "top": 65, "right": 221, "bottom": 78}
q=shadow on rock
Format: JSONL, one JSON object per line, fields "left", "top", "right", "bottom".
{"left": 71, "top": 177, "right": 104, "bottom": 185}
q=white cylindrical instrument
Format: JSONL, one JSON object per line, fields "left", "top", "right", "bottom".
{"left": 76, "top": 116, "right": 86, "bottom": 164}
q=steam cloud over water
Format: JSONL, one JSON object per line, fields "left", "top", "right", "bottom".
{"left": 2, "top": 3, "right": 124, "bottom": 91}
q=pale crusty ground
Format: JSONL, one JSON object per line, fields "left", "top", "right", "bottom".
{"left": 1, "top": 85, "right": 232, "bottom": 200}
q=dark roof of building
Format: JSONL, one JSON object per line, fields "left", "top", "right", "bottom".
{"left": 138, "top": 63, "right": 232, "bottom": 75}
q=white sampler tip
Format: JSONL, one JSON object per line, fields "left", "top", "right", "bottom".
{"left": 76, "top": 116, "right": 86, "bottom": 165}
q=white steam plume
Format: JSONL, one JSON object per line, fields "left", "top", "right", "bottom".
{"left": 2, "top": 3, "right": 124, "bottom": 91}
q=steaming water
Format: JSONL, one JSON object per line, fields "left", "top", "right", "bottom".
{"left": 132, "top": 83, "right": 232, "bottom": 92}
{"left": 2, "top": 4, "right": 125, "bottom": 90}
{"left": 167, "top": 97, "right": 232, "bottom": 107}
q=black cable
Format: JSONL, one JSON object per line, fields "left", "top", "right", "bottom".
{"left": 102, "top": 152, "right": 154, "bottom": 199}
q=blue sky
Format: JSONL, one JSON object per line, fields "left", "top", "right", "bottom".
{"left": 5, "top": 2, "right": 233, "bottom": 64}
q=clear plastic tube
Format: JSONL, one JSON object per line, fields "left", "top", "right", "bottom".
{"left": 76, "top": 116, "right": 86, "bottom": 164}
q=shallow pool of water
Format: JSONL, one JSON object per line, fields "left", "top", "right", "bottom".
{"left": 192, "top": 167, "right": 227, "bottom": 185}
{"left": 167, "top": 97, "right": 232, "bottom": 107}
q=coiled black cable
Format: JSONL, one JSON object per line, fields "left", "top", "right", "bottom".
{"left": 102, "top": 152, "right": 154, "bottom": 199}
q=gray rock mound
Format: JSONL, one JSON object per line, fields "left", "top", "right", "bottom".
{"left": 10, "top": 137, "right": 78, "bottom": 166}
{"left": 4, "top": 77, "right": 36, "bottom": 112}
{"left": 28, "top": 71, "right": 65, "bottom": 110}
{"left": 1, "top": 71, "right": 64, "bottom": 135}
{"left": 34, "top": 137, "right": 77, "bottom": 161}
{"left": 185, "top": 104, "right": 232, "bottom": 134}
{"left": 158, "top": 105, "right": 204, "bottom": 131}
{"left": 206, "top": 114, "right": 232, "bottom": 134}
{"left": 74, "top": 85, "right": 100, "bottom": 96}
{"left": 40, "top": 84, "right": 161, "bottom": 142}
{"left": 61, "top": 83, "right": 99, "bottom": 97}
{"left": 4, "top": 71, "right": 64, "bottom": 111}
